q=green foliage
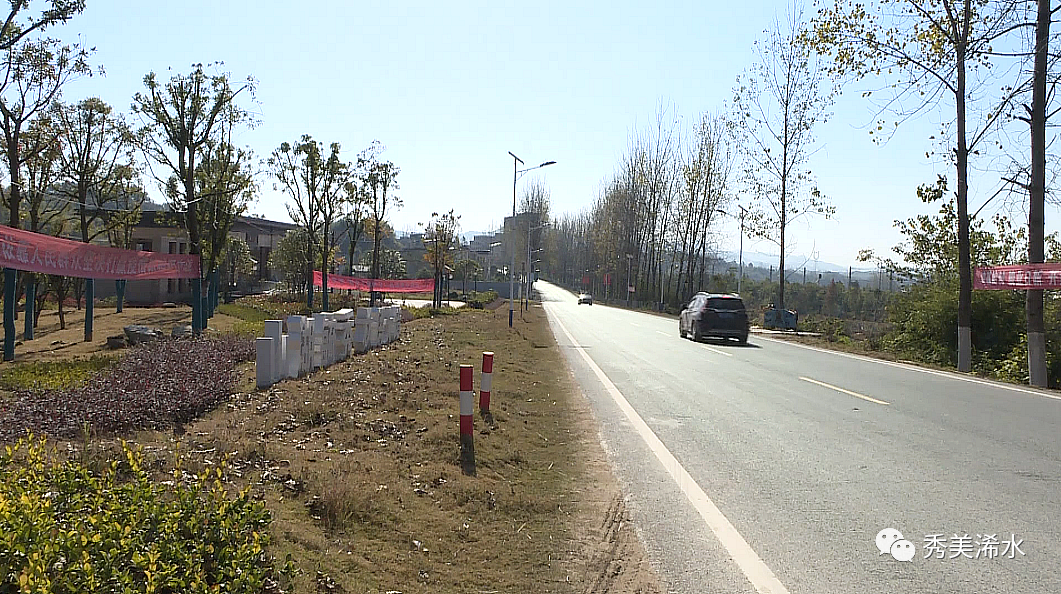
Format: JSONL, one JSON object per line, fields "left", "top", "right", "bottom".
{"left": 798, "top": 315, "right": 847, "bottom": 342}
{"left": 403, "top": 305, "right": 460, "bottom": 320}
{"left": 269, "top": 228, "right": 325, "bottom": 293}
{"left": 359, "top": 249, "right": 406, "bottom": 279}
{"left": 465, "top": 290, "right": 499, "bottom": 310}
{"left": 881, "top": 280, "right": 963, "bottom": 366}
{"left": 221, "top": 236, "right": 255, "bottom": 280}
{"left": 216, "top": 303, "right": 271, "bottom": 324}
{"left": 132, "top": 63, "right": 256, "bottom": 266}
{"left": 0, "top": 438, "right": 289, "bottom": 594}
{"left": 216, "top": 302, "right": 271, "bottom": 336}
{"left": 0, "top": 356, "right": 115, "bottom": 392}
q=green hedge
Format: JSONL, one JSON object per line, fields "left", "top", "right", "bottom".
{"left": 0, "top": 438, "right": 289, "bottom": 593}
{"left": 465, "top": 290, "right": 499, "bottom": 309}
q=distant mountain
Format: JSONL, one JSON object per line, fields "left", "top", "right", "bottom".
{"left": 719, "top": 250, "right": 874, "bottom": 274}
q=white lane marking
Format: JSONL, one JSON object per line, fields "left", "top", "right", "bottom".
{"left": 757, "top": 335, "right": 1061, "bottom": 402}
{"left": 799, "top": 376, "right": 890, "bottom": 406}
{"left": 702, "top": 345, "right": 734, "bottom": 357}
{"left": 550, "top": 311, "right": 791, "bottom": 594}
{"left": 630, "top": 322, "right": 642, "bottom": 327}
{"left": 656, "top": 330, "right": 670, "bottom": 337}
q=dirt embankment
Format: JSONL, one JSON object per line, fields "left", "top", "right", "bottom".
{"left": 45, "top": 303, "right": 662, "bottom": 593}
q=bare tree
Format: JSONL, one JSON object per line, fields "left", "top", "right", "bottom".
{"left": 994, "top": 0, "right": 1059, "bottom": 386}
{"left": 807, "top": 0, "right": 1026, "bottom": 370}
{"left": 423, "top": 209, "right": 460, "bottom": 308}
{"left": 359, "top": 141, "right": 401, "bottom": 306}
{"left": 736, "top": 5, "right": 835, "bottom": 314}
{"left": 675, "top": 111, "right": 735, "bottom": 301}
{"left": 55, "top": 97, "right": 135, "bottom": 244}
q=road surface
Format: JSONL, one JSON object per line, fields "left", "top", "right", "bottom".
{"left": 537, "top": 281, "right": 1061, "bottom": 594}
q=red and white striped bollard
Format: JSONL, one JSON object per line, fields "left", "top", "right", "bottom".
{"left": 479, "top": 351, "right": 493, "bottom": 416}
{"left": 459, "top": 364, "right": 475, "bottom": 475}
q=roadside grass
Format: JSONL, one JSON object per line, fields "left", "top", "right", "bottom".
{"left": 0, "top": 355, "right": 116, "bottom": 392}
{"left": 402, "top": 305, "right": 462, "bottom": 320}
{"left": 216, "top": 302, "right": 271, "bottom": 336}
{"left": 61, "top": 301, "right": 602, "bottom": 593}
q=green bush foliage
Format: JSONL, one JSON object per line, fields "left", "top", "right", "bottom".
{"left": 216, "top": 303, "right": 272, "bottom": 324}
{"left": 0, "top": 438, "right": 289, "bottom": 593}
{"left": 402, "top": 305, "right": 461, "bottom": 320}
{"left": 0, "top": 356, "right": 115, "bottom": 392}
{"left": 465, "top": 290, "right": 499, "bottom": 309}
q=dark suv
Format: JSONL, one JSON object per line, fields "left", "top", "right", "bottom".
{"left": 679, "top": 293, "right": 749, "bottom": 344}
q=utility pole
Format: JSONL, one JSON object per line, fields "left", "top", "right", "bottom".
{"left": 508, "top": 152, "right": 522, "bottom": 327}
{"left": 736, "top": 205, "right": 747, "bottom": 295}
{"left": 506, "top": 152, "right": 555, "bottom": 327}
{"left": 626, "top": 253, "right": 633, "bottom": 308}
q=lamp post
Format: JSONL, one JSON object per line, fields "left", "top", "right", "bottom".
{"left": 625, "top": 253, "right": 633, "bottom": 308}
{"left": 717, "top": 205, "right": 747, "bottom": 295}
{"left": 526, "top": 223, "right": 548, "bottom": 311}
{"left": 507, "top": 151, "right": 555, "bottom": 327}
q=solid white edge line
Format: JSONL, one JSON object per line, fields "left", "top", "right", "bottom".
{"left": 757, "top": 335, "right": 1061, "bottom": 402}
{"left": 548, "top": 307, "right": 791, "bottom": 594}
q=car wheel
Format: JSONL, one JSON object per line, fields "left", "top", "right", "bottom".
{"left": 692, "top": 324, "right": 702, "bottom": 342}
{"left": 679, "top": 322, "right": 686, "bottom": 338}
{"left": 738, "top": 334, "right": 748, "bottom": 345}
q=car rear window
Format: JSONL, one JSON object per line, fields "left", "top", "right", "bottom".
{"left": 707, "top": 297, "right": 745, "bottom": 311}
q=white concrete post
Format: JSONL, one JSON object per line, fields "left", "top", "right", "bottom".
{"left": 264, "top": 320, "right": 283, "bottom": 384}
{"left": 255, "top": 337, "right": 274, "bottom": 389}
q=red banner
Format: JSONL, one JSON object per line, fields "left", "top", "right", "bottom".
{"left": 313, "top": 270, "right": 434, "bottom": 293}
{"left": 0, "top": 224, "right": 199, "bottom": 279}
{"left": 975, "top": 264, "right": 1061, "bottom": 290}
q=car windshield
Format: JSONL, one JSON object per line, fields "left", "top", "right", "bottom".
{"left": 707, "top": 298, "right": 744, "bottom": 311}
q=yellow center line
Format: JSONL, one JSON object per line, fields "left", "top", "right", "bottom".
{"left": 702, "top": 345, "right": 733, "bottom": 357}
{"left": 799, "top": 376, "right": 890, "bottom": 405}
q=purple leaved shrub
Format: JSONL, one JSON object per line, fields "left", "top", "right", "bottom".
{"left": 0, "top": 335, "right": 255, "bottom": 442}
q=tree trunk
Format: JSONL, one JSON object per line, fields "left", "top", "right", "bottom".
{"left": 322, "top": 231, "right": 330, "bottom": 312}
{"left": 955, "top": 36, "right": 973, "bottom": 373}
{"left": 1026, "top": 0, "right": 1050, "bottom": 387}
{"left": 371, "top": 225, "right": 382, "bottom": 307}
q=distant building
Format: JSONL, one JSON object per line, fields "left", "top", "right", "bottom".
{"left": 95, "top": 212, "right": 297, "bottom": 304}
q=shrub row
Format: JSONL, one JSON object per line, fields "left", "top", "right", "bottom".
{"left": 465, "top": 290, "right": 499, "bottom": 309}
{"left": 0, "top": 438, "right": 289, "bottom": 593}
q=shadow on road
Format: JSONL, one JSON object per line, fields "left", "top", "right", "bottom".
{"left": 697, "top": 338, "right": 762, "bottom": 349}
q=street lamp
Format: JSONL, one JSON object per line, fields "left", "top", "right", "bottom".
{"left": 625, "top": 253, "right": 633, "bottom": 308}
{"left": 526, "top": 223, "right": 549, "bottom": 311}
{"left": 507, "top": 151, "right": 556, "bottom": 327}
{"left": 717, "top": 205, "right": 748, "bottom": 295}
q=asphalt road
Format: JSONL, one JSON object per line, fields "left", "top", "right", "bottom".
{"left": 536, "top": 281, "right": 1061, "bottom": 594}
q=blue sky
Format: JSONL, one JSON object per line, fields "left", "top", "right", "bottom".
{"left": 58, "top": 0, "right": 1047, "bottom": 270}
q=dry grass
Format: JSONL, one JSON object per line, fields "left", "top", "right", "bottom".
{"left": 60, "top": 302, "right": 638, "bottom": 593}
